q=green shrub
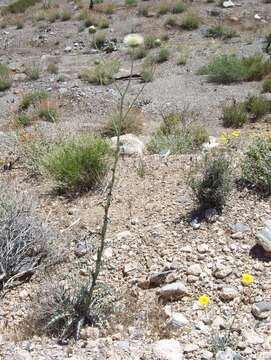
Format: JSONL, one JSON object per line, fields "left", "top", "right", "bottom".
{"left": 242, "top": 137, "right": 271, "bottom": 194}
{"left": 125, "top": 0, "right": 137, "bottom": 6}
{"left": 16, "top": 19, "right": 24, "bottom": 28}
{"left": 137, "top": 4, "right": 149, "bottom": 16}
{"left": 42, "top": 134, "right": 112, "bottom": 192}
{"left": 199, "top": 54, "right": 271, "bottom": 84}
{"left": 157, "top": 2, "right": 170, "bottom": 15}
{"left": 205, "top": 25, "right": 237, "bottom": 39}
{"left": 147, "top": 111, "right": 209, "bottom": 154}
{"left": 80, "top": 60, "right": 119, "bottom": 85}
{"left": 98, "top": 15, "right": 109, "bottom": 29}
{"left": 155, "top": 47, "right": 170, "bottom": 63}
{"left": 20, "top": 90, "right": 48, "bottom": 109}
{"left": 6, "top": 0, "right": 40, "bottom": 14}
{"left": 16, "top": 112, "right": 32, "bottom": 126}
{"left": 0, "top": 64, "right": 13, "bottom": 91}
{"left": 144, "top": 34, "right": 157, "bottom": 49}
{"left": 47, "top": 63, "right": 58, "bottom": 74}
{"left": 244, "top": 95, "right": 271, "bottom": 120}
{"left": 222, "top": 101, "right": 248, "bottom": 128}
{"left": 47, "top": 9, "right": 60, "bottom": 23}
{"left": 25, "top": 64, "right": 41, "bottom": 80}
{"left": 140, "top": 63, "right": 154, "bottom": 82}
{"left": 190, "top": 156, "right": 232, "bottom": 211}
{"left": 171, "top": 2, "right": 186, "bottom": 14}
{"left": 129, "top": 46, "right": 147, "bottom": 60}
{"left": 262, "top": 78, "right": 271, "bottom": 93}
{"left": 102, "top": 108, "right": 143, "bottom": 137}
{"left": 181, "top": 13, "right": 200, "bottom": 30}
{"left": 92, "top": 31, "right": 106, "bottom": 48}
{"left": 38, "top": 101, "right": 58, "bottom": 122}
{"left": 177, "top": 53, "right": 188, "bottom": 65}
{"left": 164, "top": 15, "right": 178, "bottom": 27}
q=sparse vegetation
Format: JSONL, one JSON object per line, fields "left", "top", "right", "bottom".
{"left": 199, "top": 54, "right": 271, "bottom": 84}
{"left": 41, "top": 134, "right": 112, "bottom": 192}
{"left": 205, "top": 25, "right": 237, "bottom": 39}
{"left": 190, "top": 156, "right": 232, "bottom": 211}
{"left": 222, "top": 101, "right": 248, "bottom": 128}
{"left": 242, "top": 137, "right": 271, "bottom": 194}
{"left": 5, "top": 0, "right": 40, "bottom": 14}
{"left": 0, "top": 64, "right": 13, "bottom": 91}
{"left": 38, "top": 100, "right": 58, "bottom": 122}
{"left": 20, "top": 89, "right": 49, "bottom": 110}
{"left": 80, "top": 60, "right": 119, "bottom": 85}
{"left": 171, "top": 1, "right": 186, "bottom": 14}
{"left": 147, "top": 111, "right": 209, "bottom": 154}
{"left": 155, "top": 47, "right": 170, "bottom": 63}
{"left": 262, "top": 78, "right": 271, "bottom": 93}
{"left": 60, "top": 9, "right": 71, "bottom": 21}
{"left": 102, "top": 108, "right": 143, "bottom": 137}
{"left": 157, "top": 2, "right": 170, "bottom": 15}
{"left": 181, "top": 13, "right": 200, "bottom": 30}
{"left": 47, "top": 63, "right": 58, "bottom": 74}
{"left": 25, "top": 63, "right": 41, "bottom": 80}
{"left": 244, "top": 94, "right": 271, "bottom": 120}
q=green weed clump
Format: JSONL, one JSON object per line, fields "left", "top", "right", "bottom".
{"left": 181, "top": 13, "right": 200, "bottom": 30}
{"left": 0, "top": 64, "right": 13, "bottom": 91}
{"left": 147, "top": 111, "right": 209, "bottom": 154}
{"left": 242, "top": 137, "right": 271, "bottom": 194}
{"left": 102, "top": 108, "right": 143, "bottom": 137}
{"left": 205, "top": 25, "right": 237, "bottom": 39}
{"left": 190, "top": 156, "right": 232, "bottom": 211}
{"left": 80, "top": 60, "right": 119, "bottom": 85}
{"left": 222, "top": 102, "right": 248, "bottom": 128}
{"left": 262, "top": 78, "right": 271, "bottom": 93}
{"left": 199, "top": 54, "right": 271, "bottom": 84}
{"left": 42, "top": 134, "right": 112, "bottom": 193}
{"left": 6, "top": 0, "right": 40, "bottom": 14}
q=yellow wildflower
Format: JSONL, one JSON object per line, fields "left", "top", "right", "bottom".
{"left": 231, "top": 130, "right": 241, "bottom": 138}
{"left": 220, "top": 133, "right": 230, "bottom": 145}
{"left": 199, "top": 294, "right": 210, "bottom": 306}
{"left": 242, "top": 273, "right": 254, "bottom": 286}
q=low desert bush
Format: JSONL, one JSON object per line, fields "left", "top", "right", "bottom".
{"left": 92, "top": 31, "right": 106, "bottom": 48}
{"left": 60, "top": 9, "right": 71, "bottom": 21}
{"left": 0, "top": 64, "right": 13, "bottom": 91}
{"left": 199, "top": 54, "right": 271, "bottom": 84}
{"left": 244, "top": 94, "right": 271, "bottom": 120}
{"left": 47, "top": 9, "right": 59, "bottom": 23}
{"left": 41, "top": 134, "right": 112, "bottom": 192}
{"left": 129, "top": 46, "right": 147, "bottom": 60}
{"left": 144, "top": 34, "right": 159, "bottom": 49}
{"left": 25, "top": 63, "right": 41, "bottom": 80}
{"left": 147, "top": 111, "right": 209, "bottom": 154}
{"left": 47, "top": 63, "right": 58, "bottom": 74}
{"left": 38, "top": 99, "right": 58, "bottom": 122}
{"left": 164, "top": 15, "right": 178, "bottom": 27}
{"left": 171, "top": 1, "right": 186, "bottom": 14}
{"left": 262, "top": 78, "right": 271, "bottom": 93}
{"left": 125, "top": 0, "right": 137, "bottom": 6}
{"left": 242, "top": 137, "right": 271, "bottom": 194}
{"left": 20, "top": 89, "right": 49, "bottom": 110}
{"left": 205, "top": 25, "right": 237, "bottom": 39}
{"left": 140, "top": 63, "right": 154, "bottom": 82}
{"left": 137, "top": 4, "right": 149, "bottom": 17}
{"left": 0, "top": 185, "right": 49, "bottom": 290}
{"left": 102, "top": 108, "right": 143, "bottom": 137}
{"left": 98, "top": 15, "right": 109, "bottom": 29}
{"left": 222, "top": 101, "right": 248, "bottom": 128}
{"left": 30, "top": 281, "right": 113, "bottom": 339}
{"left": 6, "top": 0, "right": 40, "bottom": 14}
{"left": 155, "top": 47, "right": 170, "bottom": 63}
{"left": 190, "top": 156, "right": 232, "bottom": 211}
{"left": 16, "top": 112, "right": 32, "bottom": 126}
{"left": 79, "top": 60, "right": 119, "bottom": 85}
{"left": 181, "top": 13, "right": 200, "bottom": 30}
{"left": 157, "top": 2, "right": 170, "bottom": 15}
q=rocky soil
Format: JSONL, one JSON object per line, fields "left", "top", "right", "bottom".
{"left": 0, "top": 0, "right": 271, "bottom": 359}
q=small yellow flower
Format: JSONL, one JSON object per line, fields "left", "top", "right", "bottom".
{"left": 220, "top": 132, "right": 230, "bottom": 145}
{"left": 242, "top": 273, "right": 254, "bottom": 286}
{"left": 199, "top": 294, "right": 210, "bottom": 306}
{"left": 231, "top": 130, "right": 241, "bottom": 138}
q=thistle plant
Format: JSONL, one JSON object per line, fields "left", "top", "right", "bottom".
{"left": 44, "top": 33, "right": 147, "bottom": 340}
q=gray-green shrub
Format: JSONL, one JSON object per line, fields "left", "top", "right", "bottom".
{"left": 0, "top": 64, "right": 13, "bottom": 91}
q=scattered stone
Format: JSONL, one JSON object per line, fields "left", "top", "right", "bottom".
{"left": 111, "top": 134, "right": 144, "bottom": 156}
{"left": 201, "top": 350, "right": 213, "bottom": 359}
{"left": 104, "top": 247, "right": 113, "bottom": 259}
{"left": 254, "top": 14, "right": 261, "bottom": 20}
{"left": 197, "top": 244, "right": 209, "bottom": 253}
{"left": 223, "top": 0, "right": 235, "bottom": 8}
{"left": 212, "top": 316, "right": 225, "bottom": 329}
{"left": 213, "top": 264, "right": 232, "bottom": 279}
{"left": 183, "top": 343, "right": 199, "bottom": 353}
{"left": 230, "top": 223, "right": 250, "bottom": 234}
{"left": 216, "top": 347, "right": 240, "bottom": 360}
{"left": 252, "top": 302, "right": 271, "bottom": 319}
{"left": 204, "top": 208, "right": 218, "bottom": 222}
{"left": 190, "top": 218, "right": 200, "bottom": 229}
{"left": 152, "top": 339, "right": 183, "bottom": 360}
{"left": 243, "top": 329, "right": 264, "bottom": 345}
{"left": 80, "top": 326, "right": 99, "bottom": 340}
{"left": 123, "top": 262, "right": 137, "bottom": 275}
{"left": 74, "top": 242, "right": 88, "bottom": 257}
{"left": 64, "top": 46, "right": 72, "bottom": 52}
{"left": 256, "top": 224, "right": 271, "bottom": 253}
{"left": 138, "top": 270, "right": 173, "bottom": 289}
{"left": 202, "top": 136, "right": 220, "bottom": 150}
{"left": 157, "top": 282, "right": 189, "bottom": 301}
{"left": 170, "top": 312, "right": 189, "bottom": 328}
{"left": 187, "top": 264, "right": 202, "bottom": 276}
{"left": 219, "top": 286, "right": 239, "bottom": 302}
{"left": 13, "top": 350, "right": 32, "bottom": 360}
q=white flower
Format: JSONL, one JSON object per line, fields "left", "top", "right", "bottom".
{"left": 89, "top": 25, "right": 97, "bottom": 34}
{"left": 124, "top": 34, "right": 144, "bottom": 48}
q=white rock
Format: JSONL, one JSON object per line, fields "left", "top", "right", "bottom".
{"left": 223, "top": 0, "right": 235, "bottom": 8}
{"left": 254, "top": 14, "right": 261, "bottom": 20}
{"left": 197, "top": 244, "right": 209, "bottom": 253}
{"left": 202, "top": 136, "right": 219, "bottom": 150}
{"left": 104, "top": 247, "right": 113, "bottom": 259}
{"left": 153, "top": 339, "right": 183, "bottom": 360}
{"left": 170, "top": 312, "right": 189, "bottom": 327}
{"left": 201, "top": 350, "right": 213, "bottom": 359}
{"left": 157, "top": 282, "right": 189, "bottom": 300}
{"left": 256, "top": 228, "right": 271, "bottom": 252}
{"left": 219, "top": 286, "right": 239, "bottom": 302}
{"left": 111, "top": 134, "right": 144, "bottom": 156}
{"left": 64, "top": 46, "right": 72, "bottom": 52}
{"left": 212, "top": 316, "right": 225, "bottom": 329}
{"left": 216, "top": 347, "right": 237, "bottom": 360}
{"left": 116, "top": 231, "right": 132, "bottom": 241}
{"left": 243, "top": 329, "right": 264, "bottom": 345}
{"left": 13, "top": 350, "right": 32, "bottom": 360}
{"left": 187, "top": 264, "right": 202, "bottom": 276}
{"left": 183, "top": 343, "right": 199, "bottom": 353}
